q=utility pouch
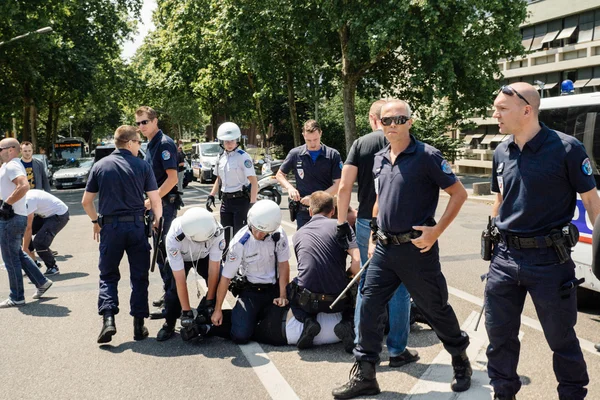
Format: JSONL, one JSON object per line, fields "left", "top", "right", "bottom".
{"left": 288, "top": 199, "right": 298, "bottom": 222}
{"left": 229, "top": 274, "right": 249, "bottom": 297}
{"left": 559, "top": 277, "right": 585, "bottom": 299}
{"left": 375, "top": 229, "right": 389, "bottom": 245}
{"left": 144, "top": 213, "right": 153, "bottom": 238}
{"left": 481, "top": 216, "right": 493, "bottom": 261}
{"left": 562, "top": 223, "right": 579, "bottom": 248}
{"left": 550, "top": 232, "right": 570, "bottom": 264}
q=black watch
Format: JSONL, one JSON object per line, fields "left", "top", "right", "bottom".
{"left": 91, "top": 219, "right": 98, "bottom": 224}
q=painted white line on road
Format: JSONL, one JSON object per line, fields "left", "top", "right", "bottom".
{"left": 447, "top": 285, "right": 600, "bottom": 357}
{"left": 197, "top": 281, "right": 300, "bottom": 400}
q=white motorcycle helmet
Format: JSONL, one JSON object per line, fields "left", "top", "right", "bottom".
{"left": 247, "top": 200, "right": 281, "bottom": 233}
{"left": 180, "top": 207, "right": 220, "bottom": 241}
{"left": 216, "top": 122, "right": 242, "bottom": 141}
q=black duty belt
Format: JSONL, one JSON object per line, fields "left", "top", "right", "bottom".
{"left": 246, "top": 282, "right": 276, "bottom": 292}
{"left": 503, "top": 233, "right": 553, "bottom": 249}
{"left": 100, "top": 215, "right": 144, "bottom": 224}
{"left": 381, "top": 229, "right": 422, "bottom": 245}
{"left": 222, "top": 190, "right": 247, "bottom": 200}
{"left": 301, "top": 289, "right": 339, "bottom": 303}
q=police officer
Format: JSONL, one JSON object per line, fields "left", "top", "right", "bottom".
{"left": 156, "top": 207, "right": 225, "bottom": 341}
{"left": 211, "top": 200, "right": 290, "bottom": 344}
{"left": 288, "top": 191, "right": 360, "bottom": 351}
{"left": 22, "top": 189, "right": 70, "bottom": 275}
{"left": 333, "top": 99, "right": 471, "bottom": 399}
{"left": 207, "top": 122, "right": 258, "bottom": 248}
{"left": 135, "top": 106, "right": 179, "bottom": 308}
{"left": 336, "top": 99, "right": 417, "bottom": 368}
{"left": 276, "top": 120, "right": 342, "bottom": 228}
{"left": 82, "top": 125, "right": 162, "bottom": 343}
{"left": 485, "top": 83, "right": 600, "bottom": 400}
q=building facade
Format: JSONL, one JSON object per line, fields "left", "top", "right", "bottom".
{"left": 455, "top": 0, "right": 600, "bottom": 174}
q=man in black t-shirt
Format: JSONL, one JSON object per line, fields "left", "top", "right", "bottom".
{"left": 336, "top": 100, "right": 418, "bottom": 368}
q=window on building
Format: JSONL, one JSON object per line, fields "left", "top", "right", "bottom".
{"left": 562, "top": 49, "right": 586, "bottom": 61}
{"left": 521, "top": 26, "right": 534, "bottom": 51}
{"left": 530, "top": 23, "right": 547, "bottom": 51}
{"left": 595, "top": 10, "right": 600, "bottom": 41}
{"left": 585, "top": 67, "right": 600, "bottom": 91}
{"left": 574, "top": 67, "right": 593, "bottom": 91}
{"left": 541, "top": 19, "right": 562, "bottom": 49}
{"left": 533, "top": 55, "right": 555, "bottom": 65}
{"left": 578, "top": 11, "right": 595, "bottom": 43}
{"left": 508, "top": 59, "right": 528, "bottom": 69}
{"left": 556, "top": 15, "right": 579, "bottom": 43}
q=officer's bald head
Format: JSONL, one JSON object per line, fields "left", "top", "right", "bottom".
{"left": 509, "top": 82, "right": 540, "bottom": 114}
{"left": 0, "top": 138, "right": 20, "bottom": 161}
{"left": 370, "top": 100, "right": 387, "bottom": 120}
{"left": 114, "top": 125, "right": 140, "bottom": 148}
{"left": 381, "top": 99, "right": 412, "bottom": 119}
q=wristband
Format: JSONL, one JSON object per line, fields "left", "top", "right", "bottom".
{"left": 91, "top": 219, "right": 98, "bottom": 224}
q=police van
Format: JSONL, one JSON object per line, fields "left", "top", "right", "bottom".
{"left": 538, "top": 92, "right": 600, "bottom": 301}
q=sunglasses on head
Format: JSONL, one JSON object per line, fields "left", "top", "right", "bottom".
{"left": 500, "top": 86, "right": 530, "bottom": 106}
{"left": 135, "top": 119, "right": 152, "bottom": 126}
{"left": 0, "top": 146, "right": 15, "bottom": 151}
{"left": 380, "top": 115, "right": 410, "bottom": 126}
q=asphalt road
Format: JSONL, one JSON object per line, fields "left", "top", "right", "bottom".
{"left": 1, "top": 181, "right": 600, "bottom": 400}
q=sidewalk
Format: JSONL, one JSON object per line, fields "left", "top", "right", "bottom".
{"left": 442, "top": 174, "right": 496, "bottom": 203}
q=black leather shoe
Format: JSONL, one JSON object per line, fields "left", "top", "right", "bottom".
{"left": 334, "top": 320, "right": 355, "bottom": 354}
{"left": 297, "top": 318, "right": 321, "bottom": 349}
{"left": 389, "top": 348, "right": 420, "bottom": 368}
{"left": 332, "top": 361, "right": 380, "bottom": 399}
{"left": 152, "top": 294, "right": 165, "bottom": 308}
{"left": 133, "top": 317, "right": 149, "bottom": 341}
{"left": 149, "top": 309, "right": 166, "bottom": 320}
{"left": 156, "top": 323, "right": 175, "bottom": 342}
{"left": 493, "top": 394, "right": 516, "bottom": 400}
{"left": 451, "top": 352, "right": 472, "bottom": 392}
{"left": 97, "top": 314, "right": 116, "bottom": 344}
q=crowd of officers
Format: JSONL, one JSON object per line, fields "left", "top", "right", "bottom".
{"left": 1, "top": 84, "right": 599, "bottom": 400}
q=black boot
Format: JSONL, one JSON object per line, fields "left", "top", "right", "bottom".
{"left": 493, "top": 394, "right": 516, "bottom": 400}
{"left": 156, "top": 323, "right": 175, "bottom": 342}
{"left": 297, "top": 317, "right": 321, "bottom": 349}
{"left": 97, "top": 313, "right": 116, "bottom": 344}
{"left": 332, "top": 360, "right": 380, "bottom": 399}
{"left": 333, "top": 320, "right": 355, "bottom": 354}
{"left": 133, "top": 317, "right": 149, "bottom": 341}
{"left": 389, "top": 348, "right": 420, "bottom": 368}
{"left": 451, "top": 352, "right": 472, "bottom": 392}
{"left": 152, "top": 294, "right": 165, "bottom": 308}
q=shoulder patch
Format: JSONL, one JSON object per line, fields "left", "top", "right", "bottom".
{"left": 219, "top": 239, "right": 226, "bottom": 250}
{"left": 169, "top": 249, "right": 179, "bottom": 257}
{"left": 244, "top": 159, "right": 252, "bottom": 169}
{"left": 228, "top": 252, "right": 237, "bottom": 262}
{"left": 239, "top": 232, "right": 251, "bottom": 245}
{"left": 237, "top": 149, "right": 245, "bottom": 155}
{"left": 441, "top": 160, "right": 453, "bottom": 174}
{"left": 339, "top": 161, "right": 343, "bottom": 170}
{"left": 161, "top": 150, "right": 171, "bottom": 161}
{"left": 175, "top": 232, "right": 186, "bottom": 242}
{"left": 582, "top": 158, "right": 593, "bottom": 176}
{"left": 496, "top": 162, "right": 504, "bottom": 174}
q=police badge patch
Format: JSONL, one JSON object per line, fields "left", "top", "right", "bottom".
{"left": 162, "top": 150, "right": 171, "bottom": 160}
{"left": 219, "top": 239, "right": 226, "bottom": 250}
{"left": 244, "top": 159, "right": 252, "bottom": 169}
{"left": 497, "top": 162, "right": 504, "bottom": 174}
{"left": 582, "top": 158, "right": 593, "bottom": 176}
{"left": 228, "top": 252, "right": 237, "bottom": 262}
{"left": 441, "top": 160, "right": 452, "bottom": 174}
{"left": 298, "top": 169, "right": 304, "bottom": 179}
{"left": 169, "top": 249, "right": 179, "bottom": 257}
{"left": 339, "top": 161, "right": 343, "bottom": 170}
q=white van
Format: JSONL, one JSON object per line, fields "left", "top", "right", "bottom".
{"left": 192, "top": 142, "right": 222, "bottom": 183}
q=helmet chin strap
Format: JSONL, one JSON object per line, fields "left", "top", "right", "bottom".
{"left": 219, "top": 141, "right": 241, "bottom": 153}
{"left": 249, "top": 225, "right": 270, "bottom": 240}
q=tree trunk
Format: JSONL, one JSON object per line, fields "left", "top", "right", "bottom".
{"left": 339, "top": 23, "right": 358, "bottom": 153}
{"left": 29, "top": 102, "right": 37, "bottom": 151}
{"left": 247, "top": 73, "right": 267, "bottom": 138}
{"left": 286, "top": 69, "right": 301, "bottom": 147}
{"left": 51, "top": 103, "right": 60, "bottom": 157}
{"left": 22, "top": 82, "right": 32, "bottom": 142}
{"left": 45, "top": 101, "right": 53, "bottom": 154}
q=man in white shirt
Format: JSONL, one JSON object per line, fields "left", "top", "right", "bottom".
{"left": 0, "top": 138, "right": 53, "bottom": 308}
{"left": 23, "top": 189, "right": 70, "bottom": 275}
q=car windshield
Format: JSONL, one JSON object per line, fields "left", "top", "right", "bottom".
{"left": 63, "top": 158, "right": 94, "bottom": 169}
{"left": 201, "top": 143, "right": 221, "bottom": 156}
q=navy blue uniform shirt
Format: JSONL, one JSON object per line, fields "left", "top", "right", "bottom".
{"left": 345, "top": 130, "right": 387, "bottom": 219}
{"left": 492, "top": 123, "right": 596, "bottom": 236}
{"left": 145, "top": 130, "right": 178, "bottom": 196}
{"left": 293, "top": 214, "right": 357, "bottom": 295}
{"left": 86, "top": 148, "right": 158, "bottom": 216}
{"left": 279, "top": 144, "right": 342, "bottom": 197}
{"left": 373, "top": 135, "right": 457, "bottom": 234}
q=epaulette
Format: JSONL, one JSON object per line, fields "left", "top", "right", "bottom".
{"left": 239, "top": 231, "right": 251, "bottom": 245}
{"left": 175, "top": 232, "right": 186, "bottom": 242}
{"left": 237, "top": 149, "right": 245, "bottom": 155}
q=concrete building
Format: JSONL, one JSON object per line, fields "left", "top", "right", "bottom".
{"left": 455, "top": 0, "right": 600, "bottom": 174}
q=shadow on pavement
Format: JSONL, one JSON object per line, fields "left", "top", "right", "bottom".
{"left": 19, "top": 298, "right": 71, "bottom": 317}
{"left": 55, "top": 254, "right": 73, "bottom": 262}
{"left": 49, "top": 272, "right": 89, "bottom": 282}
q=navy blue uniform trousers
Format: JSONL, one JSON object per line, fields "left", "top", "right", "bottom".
{"left": 98, "top": 218, "right": 151, "bottom": 318}
{"left": 156, "top": 200, "right": 178, "bottom": 291}
{"left": 354, "top": 241, "right": 469, "bottom": 363}
{"left": 485, "top": 241, "right": 588, "bottom": 399}
{"left": 231, "top": 285, "right": 278, "bottom": 344}
{"left": 220, "top": 196, "right": 250, "bottom": 248}
{"left": 163, "top": 258, "right": 209, "bottom": 327}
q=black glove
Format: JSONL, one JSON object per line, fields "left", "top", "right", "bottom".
{"left": 336, "top": 222, "right": 353, "bottom": 249}
{"left": 206, "top": 195, "right": 216, "bottom": 212}
{"left": 180, "top": 310, "right": 195, "bottom": 328}
{"left": 0, "top": 202, "right": 15, "bottom": 220}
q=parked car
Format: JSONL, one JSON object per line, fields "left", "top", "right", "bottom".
{"left": 53, "top": 158, "right": 95, "bottom": 190}
{"left": 192, "top": 142, "right": 222, "bottom": 183}
{"left": 32, "top": 154, "right": 52, "bottom": 185}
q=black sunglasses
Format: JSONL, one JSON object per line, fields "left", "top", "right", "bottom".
{"left": 0, "top": 146, "right": 15, "bottom": 151}
{"left": 381, "top": 115, "right": 410, "bottom": 126}
{"left": 135, "top": 119, "right": 152, "bottom": 126}
{"left": 500, "top": 85, "right": 530, "bottom": 106}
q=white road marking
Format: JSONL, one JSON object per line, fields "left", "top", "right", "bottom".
{"left": 196, "top": 281, "right": 300, "bottom": 400}
{"left": 407, "top": 311, "right": 524, "bottom": 399}
{"left": 447, "top": 286, "right": 600, "bottom": 356}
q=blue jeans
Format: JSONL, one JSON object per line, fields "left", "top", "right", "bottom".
{"left": 0, "top": 215, "right": 48, "bottom": 302}
{"left": 485, "top": 241, "right": 588, "bottom": 399}
{"left": 231, "top": 286, "right": 278, "bottom": 344}
{"left": 354, "top": 218, "right": 410, "bottom": 356}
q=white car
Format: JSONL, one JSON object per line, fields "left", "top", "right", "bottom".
{"left": 53, "top": 158, "right": 94, "bottom": 190}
